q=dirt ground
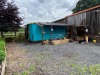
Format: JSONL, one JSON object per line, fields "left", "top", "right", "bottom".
{"left": 5, "top": 42, "right": 100, "bottom": 75}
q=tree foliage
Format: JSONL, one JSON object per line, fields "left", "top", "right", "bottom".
{"left": 72, "top": 0, "right": 100, "bottom": 13}
{"left": 0, "top": 0, "right": 22, "bottom": 37}
{"left": 0, "top": 0, "right": 6, "bottom": 8}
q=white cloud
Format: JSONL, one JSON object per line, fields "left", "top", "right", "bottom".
{"left": 13, "top": 0, "right": 79, "bottom": 24}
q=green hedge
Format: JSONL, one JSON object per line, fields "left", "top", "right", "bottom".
{"left": 0, "top": 39, "right": 6, "bottom": 64}
{"left": 0, "top": 41, "right": 5, "bottom": 50}
{"left": 0, "top": 50, "right": 5, "bottom": 64}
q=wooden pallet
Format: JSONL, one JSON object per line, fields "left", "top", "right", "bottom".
{"left": 52, "top": 38, "right": 69, "bottom": 45}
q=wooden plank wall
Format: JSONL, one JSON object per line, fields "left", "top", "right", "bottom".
{"left": 88, "top": 8, "right": 100, "bottom": 35}
{"left": 53, "top": 18, "right": 65, "bottom": 23}
{"left": 67, "top": 16, "right": 75, "bottom": 25}
{"left": 54, "top": 8, "right": 100, "bottom": 36}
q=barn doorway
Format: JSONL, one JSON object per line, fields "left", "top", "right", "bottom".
{"left": 67, "top": 26, "right": 89, "bottom": 41}
{"left": 67, "top": 26, "right": 74, "bottom": 38}
{"left": 77, "top": 26, "right": 85, "bottom": 37}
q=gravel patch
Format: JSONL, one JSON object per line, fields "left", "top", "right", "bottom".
{"left": 5, "top": 42, "right": 100, "bottom": 75}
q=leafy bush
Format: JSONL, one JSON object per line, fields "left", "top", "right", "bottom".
{"left": 0, "top": 40, "right": 5, "bottom": 50}
{"left": 0, "top": 50, "right": 5, "bottom": 64}
{"left": 0, "top": 38, "right": 5, "bottom": 41}
{"left": 0, "top": 39, "right": 6, "bottom": 64}
{"left": 16, "top": 33, "right": 25, "bottom": 42}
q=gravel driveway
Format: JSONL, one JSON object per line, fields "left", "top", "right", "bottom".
{"left": 5, "top": 42, "right": 100, "bottom": 75}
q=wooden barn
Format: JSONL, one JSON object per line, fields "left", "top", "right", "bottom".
{"left": 53, "top": 5, "right": 100, "bottom": 42}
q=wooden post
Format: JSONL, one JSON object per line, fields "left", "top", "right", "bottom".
{"left": 67, "top": 26, "right": 70, "bottom": 38}
{"left": 25, "top": 25, "right": 29, "bottom": 44}
{"left": 70, "top": 26, "right": 77, "bottom": 40}
{"left": 85, "top": 27, "right": 89, "bottom": 43}
{"left": 15, "top": 31, "right": 16, "bottom": 41}
{"left": 85, "top": 36, "right": 88, "bottom": 43}
{"left": 50, "top": 26, "right": 53, "bottom": 44}
{"left": 1, "top": 31, "right": 4, "bottom": 38}
{"left": 73, "top": 26, "right": 77, "bottom": 40}
{"left": 42, "top": 26, "right": 44, "bottom": 45}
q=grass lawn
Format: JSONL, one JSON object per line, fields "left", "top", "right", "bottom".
{"left": 0, "top": 28, "right": 25, "bottom": 42}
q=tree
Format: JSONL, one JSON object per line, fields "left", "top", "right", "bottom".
{"left": 72, "top": 0, "right": 100, "bottom": 13}
{"left": 0, "top": 0, "right": 22, "bottom": 37}
{"left": 0, "top": 0, "right": 6, "bottom": 8}
{"left": 0, "top": 0, "right": 6, "bottom": 37}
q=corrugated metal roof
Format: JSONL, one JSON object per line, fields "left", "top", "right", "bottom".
{"left": 65, "top": 5, "right": 100, "bottom": 17}
{"left": 53, "top": 18, "right": 66, "bottom": 23}
{"left": 37, "top": 22, "right": 71, "bottom": 26}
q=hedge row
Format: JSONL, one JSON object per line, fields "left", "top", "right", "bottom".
{"left": 0, "top": 39, "right": 6, "bottom": 64}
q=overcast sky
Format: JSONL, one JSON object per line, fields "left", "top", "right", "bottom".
{"left": 8, "top": 0, "right": 79, "bottom": 24}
